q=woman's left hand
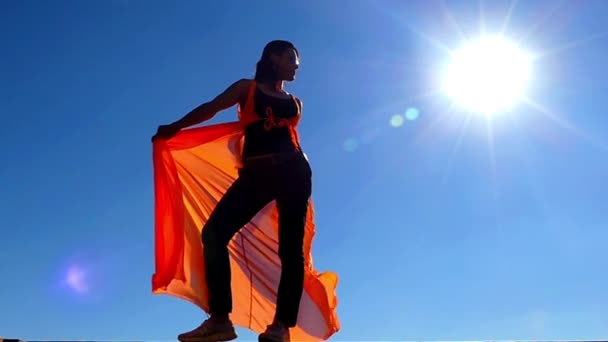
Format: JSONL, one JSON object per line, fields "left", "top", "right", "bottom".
{"left": 152, "top": 123, "right": 181, "bottom": 142}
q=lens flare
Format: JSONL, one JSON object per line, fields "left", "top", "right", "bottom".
{"left": 390, "top": 114, "right": 405, "bottom": 127}
{"left": 65, "top": 264, "right": 89, "bottom": 294}
{"left": 405, "top": 107, "right": 419, "bottom": 120}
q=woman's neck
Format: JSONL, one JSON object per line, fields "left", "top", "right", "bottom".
{"left": 273, "top": 80, "right": 284, "bottom": 92}
{"left": 260, "top": 80, "right": 286, "bottom": 94}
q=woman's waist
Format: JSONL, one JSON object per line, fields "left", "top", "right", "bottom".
{"left": 243, "top": 150, "right": 306, "bottom": 163}
{"left": 242, "top": 129, "right": 299, "bottom": 153}
{"left": 244, "top": 121, "right": 293, "bottom": 134}
{"left": 241, "top": 149, "right": 311, "bottom": 175}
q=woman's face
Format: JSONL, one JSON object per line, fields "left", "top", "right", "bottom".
{"left": 273, "top": 48, "right": 300, "bottom": 81}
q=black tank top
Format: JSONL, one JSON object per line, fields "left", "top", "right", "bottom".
{"left": 242, "top": 87, "right": 300, "bottom": 158}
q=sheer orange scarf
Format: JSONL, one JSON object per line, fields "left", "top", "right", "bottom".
{"left": 151, "top": 81, "right": 340, "bottom": 340}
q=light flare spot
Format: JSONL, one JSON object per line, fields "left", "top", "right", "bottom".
{"left": 405, "top": 107, "right": 419, "bottom": 120}
{"left": 65, "top": 265, "right": 89, "bottom": 294}
{"left": 390, "top": 114, "right": 405, "bottom": 127}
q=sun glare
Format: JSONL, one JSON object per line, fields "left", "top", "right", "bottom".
{"left": 442, "top": 35, "right": 533, "bottom": 115}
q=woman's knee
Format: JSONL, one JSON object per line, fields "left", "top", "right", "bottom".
{"left": 278, "top": 246, "right": 304, "bottom": 266}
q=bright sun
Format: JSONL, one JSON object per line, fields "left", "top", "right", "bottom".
{"left": 442, "top": 35, "right": 533, "bottom": 115}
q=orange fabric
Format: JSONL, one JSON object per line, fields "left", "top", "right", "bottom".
{"left": 151, "top": 81, "right": 340, "bottom": 340}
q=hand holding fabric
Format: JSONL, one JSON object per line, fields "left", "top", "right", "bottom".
{"left": 152, "top": 123, "right": 181, "bottom": 142}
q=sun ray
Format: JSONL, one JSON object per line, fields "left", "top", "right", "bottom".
{"left": 413, "top": 102, "right": 458, "bottom": 146}
{"left": 522, "top": 96, "right": 608, "bottom": 152}
{"left": 440, "top": 111, "right": 474, "bottom": 185}
{"left": 358, "top": 58, "right": 443, "bottom": 79}
{"left": 407, "top": 25, "right": 455, "bottom": 55}
{"left": 438, "top": 0, "right": 467, "bottom": 43}
{"left": 534, "top": 30, "right": 608, "bottom": 59}
{"left": 500, "top": 0, "right": 519, "bottom": 36}
{"left": 365, "top": 0, "right": 455, "bottom": 55}
{"left": 484, "top": 115, "right": 499, "bottom": 200}
{"left": 516, "top": 0, "right": 569, "bottom": 45}
{"left": 478, "top": 0, "right": 487, "bottom": 36}
{"left": 506, "top": 105, "right": 550, "bottom": 222}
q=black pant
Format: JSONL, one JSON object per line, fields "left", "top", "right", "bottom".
{"left": 202, "top": 152, "right": 312, "bottom": 327}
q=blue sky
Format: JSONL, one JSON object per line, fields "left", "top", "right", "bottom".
{"left": 2, "top": 0, "right": 608, "bottom": 340}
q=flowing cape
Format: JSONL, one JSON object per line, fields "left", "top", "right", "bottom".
{"left": 151, "top": 83, "right": 340, "bottom": 341}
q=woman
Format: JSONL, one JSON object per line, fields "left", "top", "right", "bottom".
{"left": 153, "top": 40, "right": 312, "bottom": 342}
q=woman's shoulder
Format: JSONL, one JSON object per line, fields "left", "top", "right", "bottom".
{"left": 233, "top": 78, "right": 255, "bottom": 90}
{"left": 230, "top": 78, "right": 256, "bottom": 102}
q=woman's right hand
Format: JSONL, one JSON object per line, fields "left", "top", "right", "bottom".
{"left": 152, "top": 123, "right": 181, "bottom": 142}
{"left": 150, "top": 79, "right": 250, "bottom": 143}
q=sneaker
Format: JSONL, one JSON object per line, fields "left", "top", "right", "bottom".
{"left": 178, "top": 317, "right": 237, "bottom": 342}
{"left": 258, "top": 321, "right": 290, "bottom": 342}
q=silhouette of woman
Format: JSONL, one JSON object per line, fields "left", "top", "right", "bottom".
{"left": 152, "top": 40, "right": 314, "bottom": 342}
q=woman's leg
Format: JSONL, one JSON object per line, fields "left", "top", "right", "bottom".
{"left": 202, "top": 169, "right": 275, "bottom": 317}
{"left": 272, "top": 161, "right": 312, "bottom": 327}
